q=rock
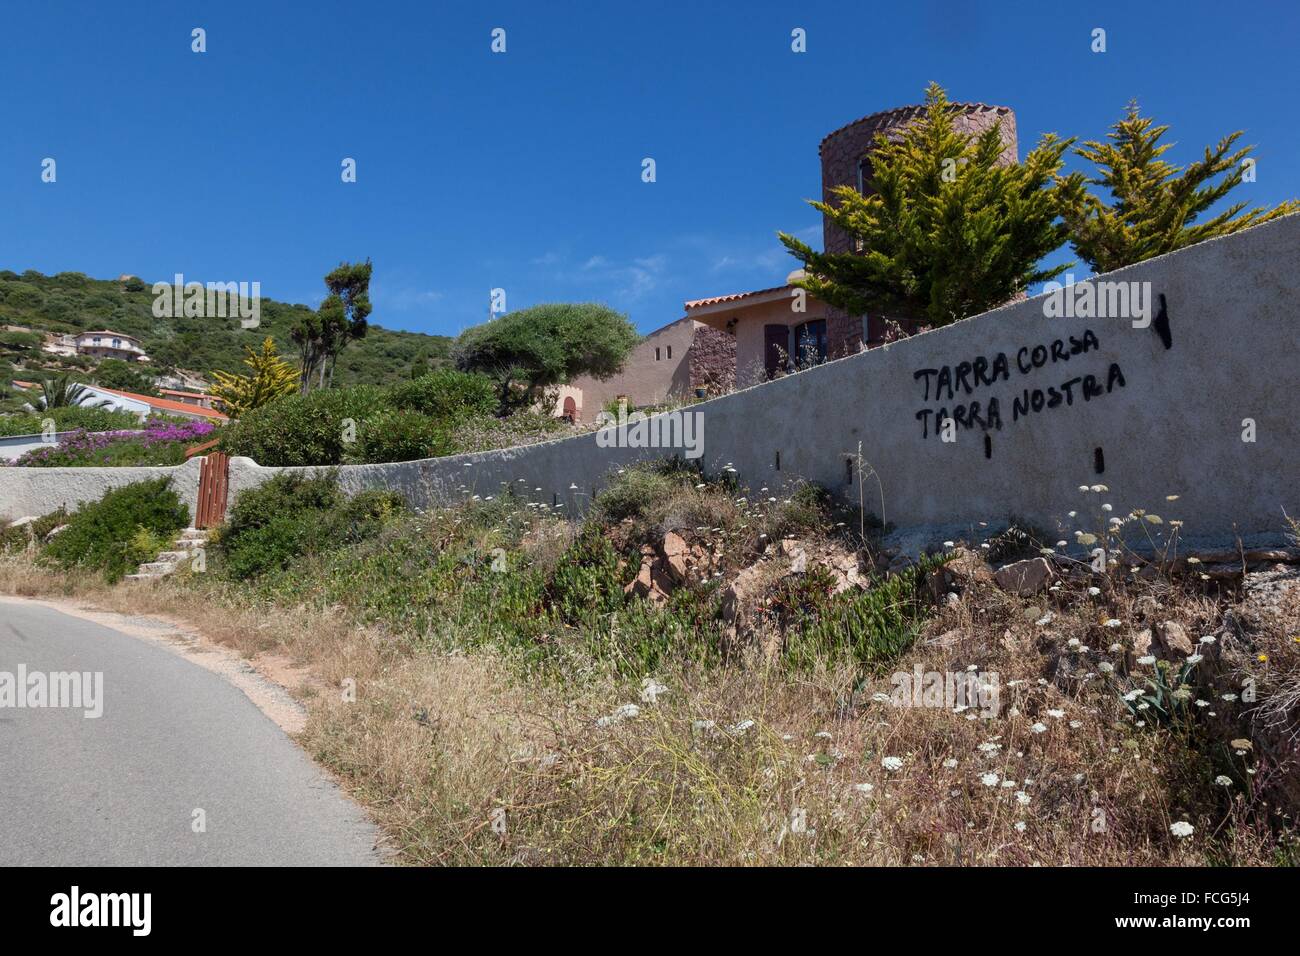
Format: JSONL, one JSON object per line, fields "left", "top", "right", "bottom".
{"left": 993, "top": 557, "right": 1054, "bottom": 596}
{"left": 928, "top": 547, "right": 994, "bottom": 599}
{"left": 6, "top": 516, "right": 38, "bottom": 529}
{"left": 1156, "top": 620, "right": 1195, "bottom": 656}
{"left": 44, "top": 524, "right": 69, "bottom": 541}
{"left": 1134, "top": 595, "right": 1159, "bottom": 621}
{"left": 721, "top": 563, "right": 769, "bottom": 623}
{"left": 1236, "top": 565, "right": 1300, "bottom": 632}
{"left": 662, "top": 531, "right": 690, "bottom": 583}
{"left": 1180, "top": 547, "right": 1300, "bottom": 566}
{"left": 624, "top": 545, "right": 673, "bottom": 604}
{"left": 1132, "top": 628, "right": 1154, "bottom": 659}
{"left": 822, "top": 550, "right": 866, "bottom": 593}
{"left": 1200, "top": 563, "right": 1245, "bottom": 580}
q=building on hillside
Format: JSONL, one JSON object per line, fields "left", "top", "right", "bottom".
{"left": 93, "top": 386, "right": 227, "bottom": 422}
{"left": 684, "top": 271, "right": 840, "bottom": 390}
{"left": 74, "top": 330, "right": 149, "bottom": 363}
{"left": 155, "top": 370, "right": 211, "bottom": 393}
{"left": 159, "top": 388, "right": 221, "bottom": 411}
{"left": 552, "top": 317, "right": 735, "bottom": 423}
{"left": 9, "top": 379, "right": 228, "bottom": 423}
{"left": 687, "top": 101, "right": 1018, "bottom": 389}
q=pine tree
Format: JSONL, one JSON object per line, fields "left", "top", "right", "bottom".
{"left": 1062, "top": 103, "right": 1300, "bottom": 273}
{"left": 210, "top": 337, "right": 298, "bottom": 418}
{"left": 778, "top": 82, "right": 1078, "bottom": 329}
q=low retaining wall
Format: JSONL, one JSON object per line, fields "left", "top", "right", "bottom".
{"left": 0, "top": 457, "right": 205, "bottom": 521}
{"left": 4, "top": 215, "right": 1299, "bottom": 549}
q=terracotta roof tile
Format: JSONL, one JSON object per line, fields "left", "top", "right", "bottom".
{"left": 684, "top": 284, "right": 791, "bottom": 310}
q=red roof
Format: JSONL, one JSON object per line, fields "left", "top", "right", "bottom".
{"left": 96, "top": 386, "right": 229, "bottom": 421}
{"left": 684, "top": 284, "right": 792, "bottom": 310}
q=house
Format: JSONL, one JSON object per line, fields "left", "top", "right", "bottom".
{"left": 93, "top": 386, "right": 227, "bottom": 422}
{"left": 552, "top": 317, "right": 735, "bottom": 423}
{"left": 9, "top": 380, "right": 227, "bottom": 423}
{"left": 159, "top": 388, "right": 221, "bottom": 411}
{"left": 687, "top": 100, "right": 1018, "bottom": 389}
{"left": 74, "top": 330, "right": 149, "bottom": 363}
{"left": 684, "top": 272, "right": 850, "bottom": 390}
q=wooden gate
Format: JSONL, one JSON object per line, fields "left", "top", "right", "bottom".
{"left": 195, "top": 452, "right": 230, "bottom": 529}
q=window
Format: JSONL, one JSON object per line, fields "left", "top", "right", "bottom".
{"left": 764, "top": 325, "right": 789, "bottom": 379}
{"left": 666, "top": 345, "right": 672, "bottom": 359}
{"left": 655, "top": 347, "right": 661, "bottom": 361}
{"left": 794, "top": 319, "right": 827, "bottom": 368}
{"left": 857, "top": 157, "right": 871, "bottom": 195}
{"left": 92, "top": 336, "right": 101, "bottom": 345}
{"left": 112, "top": 338, "right": 121, "bottom": 348}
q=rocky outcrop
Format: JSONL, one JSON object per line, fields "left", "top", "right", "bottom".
{"left": 624, "top": 530, "right": 715, "bottom": 604}
{"left": 993, "top": 557, "right": 1054, "bottom": 596}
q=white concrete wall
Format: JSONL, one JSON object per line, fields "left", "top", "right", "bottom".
{"left": 4, "top": 215, "right": 1299, "bottom": 550}
{"left": 0, "top": 457, "right": 204, "bottom": 522}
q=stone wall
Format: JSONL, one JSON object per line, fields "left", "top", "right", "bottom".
{"left": 687, "top": 322, "right": 736, "bottom": 396}
{"left": 820, "top": 102, "right": 1018, "bottom": 256}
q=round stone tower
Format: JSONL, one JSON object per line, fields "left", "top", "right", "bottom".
{"left": 817, "top": 102, "right": 1018, "bottom": 355}
{"left": 818, "top": 102, "right": 1018, "bottom": 256}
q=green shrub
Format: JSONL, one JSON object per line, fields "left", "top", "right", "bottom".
{"left": 0, "top": 330, "right": 41, "bottom": 351}
{"left": 40, "top": 478, "right": 188, "bottom": 582}
{"left": 547, "top": 526, "right": 625, "bottom": 625}
{"left": 349, "top": 408, "right": 452, "bottom": 464}
{"left": 0, "top": 282, "right": 44, "bottom": 309}
{"left": 764, "top": 482, "right": 834, "bottom": 541}
{"left": 591, "top": 466, "right": 679, "bottom": 524}
{"left": 216, "top": 472, "right": 405, "bottom": 580}
{"left": 0, "top": 406, "right": 141, "bottom": 437}
{"left": 219, "top": 385, "right": 386, "bottom": 466}
{"left": 784, "top": 555, "right": 948, "bottom": 672}
{"left": 124, "top": 525, "right": 167, "bottom": 567}
{"left": 385, "top": 370, "right": 496, "bottom": 422}
{"left": 0, "top": 508, "right": 69, "bottom": 553}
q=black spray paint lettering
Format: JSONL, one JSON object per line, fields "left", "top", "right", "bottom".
{"left": 1011, "top": 362, "right": 1127, "bottom": 422}
{"left": 913, "top": 330, "right": 1101, "bottom": 403}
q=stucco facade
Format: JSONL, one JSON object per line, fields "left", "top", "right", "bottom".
{"left": 556, "top": 318, "right": 734, "bottom": 421}
{"left": 686, "top": 285, "right": 843, "bottom": 389}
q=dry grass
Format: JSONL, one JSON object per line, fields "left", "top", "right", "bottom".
{"left": 5, "top": 530, "right": 1294, "bottom": 866}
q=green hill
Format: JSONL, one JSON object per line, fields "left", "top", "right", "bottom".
{"left": 0, "top": 269, "right": 453, "bottom": 393}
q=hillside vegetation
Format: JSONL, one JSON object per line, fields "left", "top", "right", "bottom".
{"left": 4, "top": 464, "right": 1296, "bottom": 866}
{"left": 0, "top": 268, "right": 452, "bottom": 390}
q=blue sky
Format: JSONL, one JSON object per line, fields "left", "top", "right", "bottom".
{"left": 3, "top": 0, "right": 1297, "bottom": 337}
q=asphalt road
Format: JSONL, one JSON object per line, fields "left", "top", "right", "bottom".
{"left": 0, "top": 600, "right": 383, "bottom": 865}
